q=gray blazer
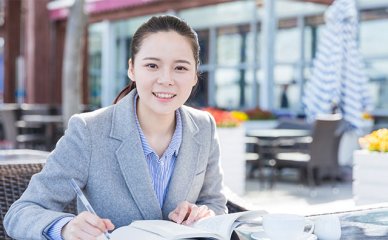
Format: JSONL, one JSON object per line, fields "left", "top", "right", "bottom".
{"left": 4, "top": 90, "right": 227, "bottom": 240}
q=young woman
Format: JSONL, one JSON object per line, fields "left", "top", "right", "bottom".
{"left": 4, "top": 15, "right": 227, "bottom": 239}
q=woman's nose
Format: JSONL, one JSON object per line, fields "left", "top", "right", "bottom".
{"left": 157, "top": 69, "right": 174, "bottom": 85}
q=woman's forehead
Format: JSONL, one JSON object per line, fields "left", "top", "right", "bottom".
{"left": 136, "top": 31, "right": 195, "bottom": 63}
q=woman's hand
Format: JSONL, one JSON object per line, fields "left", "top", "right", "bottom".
{"left": 62, "top": 211, "right": 114, "bottom": 240}
{"left": 168, "top": 201, "right": 215, "bottom": 225}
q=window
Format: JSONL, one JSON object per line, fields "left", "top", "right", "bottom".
{"left": 360, "top": 19, "right": 388, "bottom": 110}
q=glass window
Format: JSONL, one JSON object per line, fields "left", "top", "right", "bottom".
{"left": 114, "top": 36, "right": 130, "bottom": 96}
{"left": 304, "top": 26, "right": 313, "bottom": 61}
{"left": 273, "top": 64, "right": 300, "bottom": 110}
{"left": 179, "top": 1, "right": 255, "bottom": 29}
{"left": 215, "top": 68, "right": 253, "bottom": 109}
{"left": 197, "top": 30, "right": 210, "bottom": 65}
{"left": 275, "top": 28, "right": 300, "bottom": 62}
{"left": 360, "top": 20, "right": 388, "bottom": 57}
{"left": 88, "top": 23, "right": 103, "bottom": 107}
{"left": 244, "top": 69, "right": 257, "bottom": 108}
{"left": 217, "top": 27, "right": 243, "bottom": 65}
{"left": 187, "top": 72, "right": 208, "bottom": 108}
{"left": 360, "top": 19, "right": 388, "bottom": 110}
{"left": 246, "top": 30, "right": 261, "bottom": 65}
{"left": 215, "top": 69, "right": 240, "bottom": 109}
{"left": 365, "top": 59, "right": 388, "bottom": 109}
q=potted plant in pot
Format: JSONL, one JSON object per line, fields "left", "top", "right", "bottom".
{"left": 243, "top": 107, "right": 277, "bottom": 131}
{"left": 202, "top": 107, "right": 248, "bottom": 196}
{"left": 353, "top": 128, "right": 388, "bottom": 205}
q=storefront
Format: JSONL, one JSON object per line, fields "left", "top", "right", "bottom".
{"left": 80, "top": 0, "right": 388, "bottom": 115}
{"left": 1, "top": 0, "right": 388, "bottom": 117}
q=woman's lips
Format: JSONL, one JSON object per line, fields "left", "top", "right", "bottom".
{"left": 153, "top": 92, "right": 176, "bottom": 99}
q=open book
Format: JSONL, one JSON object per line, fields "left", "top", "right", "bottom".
{"left": 109, "top": 210, "right": 266, "bottom": 240}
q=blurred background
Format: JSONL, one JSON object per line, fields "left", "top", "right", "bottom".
{"left": 0, "top": 0, "right": 387, "bottom": 118}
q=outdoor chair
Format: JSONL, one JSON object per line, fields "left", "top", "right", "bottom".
{"left": 0, "top": 149, "right": 76, "bottom": 239}
{"left": 276, "top": 118, "right": 313, "bottom": 130}
{"left": 245, "top": 136, "right": 278, "bottom": 189}
{"left": 245, "top": 136, "right": 260, "bottom": 179}
{"left": 273, "top": 114, "right": 343, "bottom": 186}
{"left": 275, "top": 119, "right": 313, "bottom": 152}
{"left": 0, "top": 109, "right": 46, "bottom": 149}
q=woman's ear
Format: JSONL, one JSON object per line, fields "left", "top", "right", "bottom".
{"left": 127, "top": 59, "right": 135, "bottom": 81}
{"left": 193, "top": 75, "right": 198, "bottom": 87}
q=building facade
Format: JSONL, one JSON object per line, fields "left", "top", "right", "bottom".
{"left": 1, "top": 0, "right": 387, "bottom": 116}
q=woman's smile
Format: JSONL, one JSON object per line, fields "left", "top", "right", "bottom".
{"left": 152, "top": 92, "right": 177, "bottom": 99}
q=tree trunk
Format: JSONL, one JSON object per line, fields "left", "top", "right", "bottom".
{"left": 61, "top": 0, "right": 87, "bottom": 127}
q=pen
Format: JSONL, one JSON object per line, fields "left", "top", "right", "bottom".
{"left": 70, "top": 178, "right": 111, "bottom": 239}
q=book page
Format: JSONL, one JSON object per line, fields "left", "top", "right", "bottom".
{"left": 115, "top": 210, "right": 266, "bottom": 240}
{"left": 130, "top": 220, "right": 222, "bottom": 239}
{"left": 191, "top": 210, "right": 266, "bottom": 240}
{"left": 108, "top": 225, "right": 167, "bottom": 240}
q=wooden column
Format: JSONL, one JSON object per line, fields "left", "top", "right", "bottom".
{"left": 24, "top": 0, "right": 51, "bottom": 103}
{"left": 50, "top": 20, "right": 66, "bottom": 104}
{"left": 3, "top": 0, "right": 21, "bottom": 103}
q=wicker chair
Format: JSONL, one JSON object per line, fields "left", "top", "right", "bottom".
{"left": 0, "top": 149, "right": 76, "bottom": 239}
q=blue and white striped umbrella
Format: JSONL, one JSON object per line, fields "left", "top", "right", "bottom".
{"left": 303, "top": 0, "right": 372, "bottom": 132}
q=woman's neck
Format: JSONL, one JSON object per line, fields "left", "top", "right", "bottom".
{"left": 136, "top": 101, "right": 176, "bottom": 157}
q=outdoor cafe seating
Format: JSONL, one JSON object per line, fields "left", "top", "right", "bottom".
{"left": 274, "top": 114, "right": 343, "bottom": 186}
{"left": 245, "top": 119, "right": 313, "bottom": 188}
{"left": 0, "top": 104, "right": 63, "bottom": 151}
{"left": 245, "top": 114, "right": 345, "bottom": 188}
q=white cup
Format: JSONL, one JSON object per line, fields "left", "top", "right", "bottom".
{"left": 263, "top": 213, "right": 314, "bottom": 240}
{"left": 313, "top": 215, "right": 341, "bottom": 240}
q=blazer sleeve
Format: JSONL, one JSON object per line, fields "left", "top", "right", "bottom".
{"left": 195, "top": 113, "right": 228, "bottom": 215}
{"left": 3, "top": 115, "right": 92, "bottom": 240}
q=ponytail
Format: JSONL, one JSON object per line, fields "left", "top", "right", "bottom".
{"left": 113, "top": 82, "right": 136, "bottom": 104}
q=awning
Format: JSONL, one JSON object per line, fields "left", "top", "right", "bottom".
{"left": 47, "top": 0, "right": 158, "bottom": 20}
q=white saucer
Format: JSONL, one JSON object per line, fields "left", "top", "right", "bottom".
{"left": 251, "top": 230, "right": 317, "bottom": 240}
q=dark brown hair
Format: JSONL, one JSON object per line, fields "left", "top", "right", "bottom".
{"left": 113, "top": 15, "right": 200, "bottom": 104}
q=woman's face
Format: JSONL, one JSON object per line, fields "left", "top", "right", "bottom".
{"left": 128, "top": 31, "right": 197, "bottom": 117}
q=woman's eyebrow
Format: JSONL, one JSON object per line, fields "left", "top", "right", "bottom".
{"left": 175, "top": 60, "right": 192, "bottom": 65}
{"left": 142, "top": 57, "right": 192, "bottom": 65}
{"left": 142, "top": 57, "right": 160, "bottom": 61}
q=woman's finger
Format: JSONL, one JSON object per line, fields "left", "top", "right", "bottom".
{"left": 102, "top": 219, "right": 115, "bottom": 231}
{"left": 176, "top": 202, "right": 191, "bottom": 224}
{"left": 168, "top": 201, "right": 192, "bottom": 224}
{"left": 184, "top": 204, "right": 200, "bottom": 225}
{"left": 62, "top": 211, "right": 112, "bottom": 240}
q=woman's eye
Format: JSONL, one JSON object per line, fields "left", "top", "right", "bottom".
{"left": 176, "top": 66, "right": 188, "bottom": 71}
{"left": 146, "top": 64, "right": 158, "bottom": 69}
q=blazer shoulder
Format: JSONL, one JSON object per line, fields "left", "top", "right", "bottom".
{"left": 66, "top": 106, "right": 115, "bottom": 133}
{"left": 181, "top": 105, "right": 213, "bottom": 123}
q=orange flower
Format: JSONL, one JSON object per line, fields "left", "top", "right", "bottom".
{"left": 202, "top": 107, "right": 245, "bottom": 128}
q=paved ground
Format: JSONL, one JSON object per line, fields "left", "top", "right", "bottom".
{"left": 240, "top": 168, "right": 357, "bottom": 216}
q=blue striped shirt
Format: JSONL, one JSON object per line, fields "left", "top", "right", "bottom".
{"left": 47, "top": 95, "right": 182, "bottom": 239}
{"left": 134, "top": 95, "right": 182, "bottom": 207}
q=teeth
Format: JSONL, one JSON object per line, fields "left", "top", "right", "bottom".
{"left": 154, "top": 93, "right": 175, "bottom": 99}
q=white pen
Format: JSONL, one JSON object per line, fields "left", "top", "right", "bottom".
{"left": 70, "top": 178, "right": 111, "bottom": 239}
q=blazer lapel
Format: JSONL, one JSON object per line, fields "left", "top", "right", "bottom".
{"left": 162, "top": 107, "right": 202, "bottom": 218}
{"left": 110, "top": 90, "right": 162, "bottom": 220}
